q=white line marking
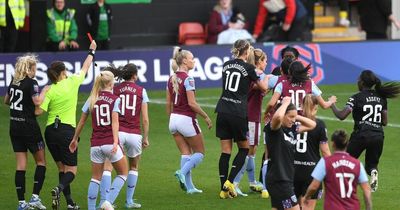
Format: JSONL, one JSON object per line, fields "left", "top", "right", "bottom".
{"left": 150, "top": 98, "right": 400, "bottom": 128}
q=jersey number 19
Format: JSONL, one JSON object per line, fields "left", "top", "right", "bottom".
{"left": 94, "top": 104, "right": 111, "bottom": 126}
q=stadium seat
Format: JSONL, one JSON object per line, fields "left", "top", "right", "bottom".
{"left": 178, "top": 22, "right": 206, "bottom": 45}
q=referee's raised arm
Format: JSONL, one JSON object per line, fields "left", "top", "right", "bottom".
{"left": 80, "top": 40, "right": 97, "bottom": 76}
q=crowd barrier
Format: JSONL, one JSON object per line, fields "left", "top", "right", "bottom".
{"left": 1, "top": 41, "right": 399, "bottom": 95}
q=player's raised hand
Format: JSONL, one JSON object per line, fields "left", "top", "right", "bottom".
{"left": 89, "top": 40, "right": 97, "bottom": 51}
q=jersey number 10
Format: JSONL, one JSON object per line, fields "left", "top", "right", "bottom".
{"left": 288, "top": 89, "right": 306, "bottom": 110}
{"left": 224, "top": 71, "right": 241, "bottom": 92}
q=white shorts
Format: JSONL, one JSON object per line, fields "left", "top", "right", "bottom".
{"left": 169, "top": 113, "right": 201, "bottom": 138}
{"left": 119, "top": 131, "right": 142, "bottom": 158}
{"left": 247, "top": 121, "right": 261, "bottom": 146}
{"left": 90, "top": 144, "right": 124, "bottom": 164}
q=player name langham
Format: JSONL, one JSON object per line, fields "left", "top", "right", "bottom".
{"left": 332, "top": 159, "right": 355, "bottom": 169}
{"left": 366, "top": 96, "right": 381, "bottom": 103}
{"left": 223, "top": 64, "right": 248, "bottom": 76}
{"left": 98, "top": 95, "right": 115, "bottom": 104}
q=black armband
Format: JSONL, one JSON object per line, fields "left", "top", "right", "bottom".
{"left": 88, "top": 49, "right": 95, "bottom": 56}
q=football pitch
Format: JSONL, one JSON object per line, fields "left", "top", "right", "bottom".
{"left": 1, "top": 84, "right": 399, "bottom": 209}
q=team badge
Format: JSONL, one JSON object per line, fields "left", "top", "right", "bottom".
{"left": 34, "top": 85, "right": 39, "bottom": 93}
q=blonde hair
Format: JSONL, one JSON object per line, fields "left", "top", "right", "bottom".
{"left": 231, "top": 39, "right": 251, "bottom": 59}
{"left": 302, "top": 94, "right": 319, "bottom": 120}
{"left": 247, "top": 48, "right": 266, "bottom": 67}
{"left": 88, "top": 71, "right": 114, "bottom": 111}
{"left": 171, "top": 46, "right": 191, "bottom": 94}
{"left": 13, "top": 54, "right": 38, "bottom": 85}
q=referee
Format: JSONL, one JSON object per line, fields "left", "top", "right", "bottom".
{"left": 36, "top": 41, "right": 97, "bottom": 210}
{"left": 216, "top": 39, "right": 267, "bottom": 198}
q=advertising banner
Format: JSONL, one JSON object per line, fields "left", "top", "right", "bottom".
{"left": 1, "top": 41, "right": 399, "bottom": 95}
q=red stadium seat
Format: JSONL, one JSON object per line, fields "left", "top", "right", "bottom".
{"left": 178, "top": 22, "right": 206, "bottom": 45}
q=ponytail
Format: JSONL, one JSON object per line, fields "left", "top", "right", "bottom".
{"left": 231, "top": 39, "right": 251, "bottom": 59}
{"left": 289, "top": 61, "right": 310, "bottom": 84}
{"left": 88, "top": 71, "right": 114, "bottom": 111}
{"left": 359, "top": 70, "right": 400, "bottom": 99}
{"left": 302, "top": 94, "right": 318, "bottom": 120}
{"left": 375, "top": 81, "right": 400, "bottom": 99}
{"left": 13, "top": 54, "right": 38, "bottom": 85}
{"left": 248, "top": 48, "right": 266, "bottom": 68}
{"left": 171, "top": 46, "right": 191, "bottom": 94}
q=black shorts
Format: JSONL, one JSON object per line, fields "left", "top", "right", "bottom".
{"left": 347, "top": 131, "right": 384, "bottom": 174}
{"left": 45, "top": 123, "right": 78, "bottom": 166}
{"left": 267, "top": 181, "right": 299, "bottom": 210}
{"left": 216, "top": 112, "right": 248, "bottom": 142}
{"left": 293, "top": 179, "right": 322, "bottom": 199}
{"left": 10, "top": 134, "right": 45, "bottom": 153}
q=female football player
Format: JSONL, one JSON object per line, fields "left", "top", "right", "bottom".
{"left": 69, "top": 71, "right": 127, "bottom": 210}
{"left": 5, "top": 54, "right": 49, "bottom": 210}
{"left": 331, "top": 70, "right": 400, "bottom": 192}
{"left": 166, "top": 47, "right": 212, "bottom": 194}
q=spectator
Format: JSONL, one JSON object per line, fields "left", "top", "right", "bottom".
{"left": 0, "top": 0, "right": 26, "bottom": 52}
{"left": 358, "top": 0, "right": 400, "bottom": 40}
{"left": 46, "top": 0, "right": 79, "bottom": 51}
{"left": 207, "top": 0, "right": 248, "bottom": 44}
{"left": 217, "top": 9, "right": 254, "bottom": 44}
{"left": 87, "top": 0, "right": 112, "bottom": 50}
{"left": 253, "top": 0, "right": 309, "bottom": 42}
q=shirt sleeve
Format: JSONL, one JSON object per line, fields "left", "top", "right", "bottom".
{"left": 70, "top": 72, "right": 86, "bottom": 86}
{"left": 82, "top": 99, "right": 90, "bottom": 113}
{"left": 184, "top": 76, "right": 196, "bottom": 91}
{"left": 346, "top": 94, "right": 356, "bottom": 109}
{"left": 248, "top": 67, "right": 259, "bottom": 82}
{"left": 274, "top": 82, "right": 283, "bottom": 94}
{"left": 311, "top": 158, "right": 326, "bottom": 182}
{"left": 319, "top": 120, "right": 328, "bottom": 143}
{"left": 40, "top": 91, "right": 51, "bottom": 112}
{"left": 142, "top": 88, "right": 150, "bottom": 103}
{"left": 268, "top": 75, "right": 278, "bottom": 89}
{"left": 382, "top": 98, "right": 387, "bottom": 111}
{"left": 358, "top": 163, "right": 369, "bottom": 183}
{"left": 311, "top": 81, "right": 322, "bottom": 96}
{"left": 31, "top": 80, "right": 40, "bottom": 97}
{"left": 113, "top": 98, "right": 121, "bottom": 113}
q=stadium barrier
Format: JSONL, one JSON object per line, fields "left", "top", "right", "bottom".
{"left": 1, "top": 41, "right": 399, "bottom": 95}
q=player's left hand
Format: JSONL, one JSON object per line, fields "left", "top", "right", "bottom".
{"left": 69, "top": 139, "right": 78, "bottom": 153}
{"left": 142, "top": 137, "right": 150, "bottom": 148}
{"left": 205, "top": 116, "right": 212, "bottom": 129}
{"left": 111, "top": 142, "right": 118, "bottom": 154}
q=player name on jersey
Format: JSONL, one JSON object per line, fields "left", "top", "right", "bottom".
{"left": 332, "top": 159, "right": 356, "bottom": 169}
{"left": 223, "top": 64, "right": 248, "bottom": 76}
{"left": 365, "top": 96, "right": 381, "bottom": 103}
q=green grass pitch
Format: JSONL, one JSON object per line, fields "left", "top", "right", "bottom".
{"left": 0, "top": 84, "right": 399, "bottom": 209}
